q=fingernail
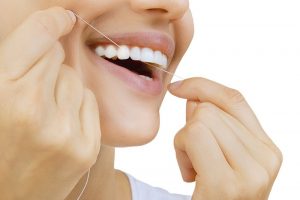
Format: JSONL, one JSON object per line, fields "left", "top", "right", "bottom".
{"left": 67, "top": 10, "right": 77, "bottom": 23}
{"left": 169, "top": 80, "right": 183, "bottom": 90}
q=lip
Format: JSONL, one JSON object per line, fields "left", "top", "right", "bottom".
{"left": 85, "top": 32, "right": 174, "bottom": 96}
{"left": 87, "top": 31, "right": 175, "bottom": 62}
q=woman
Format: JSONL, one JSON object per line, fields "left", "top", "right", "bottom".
{"left": 0, "top": 0, "right": 282, "bottom": 199}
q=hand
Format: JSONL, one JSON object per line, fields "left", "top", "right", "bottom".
{"left": 0, "top": 7, "right": 101, "bottom": 200}
{"left": 168, "top": 78, "right": 282, "bottom": 200}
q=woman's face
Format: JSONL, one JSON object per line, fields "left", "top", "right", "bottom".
{"left": 0, "top": 0, "right": 193, "bottom": 146}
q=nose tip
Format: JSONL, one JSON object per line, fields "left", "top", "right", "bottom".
{"left": 130, "top": 0, "right": 189, "bottom": 21}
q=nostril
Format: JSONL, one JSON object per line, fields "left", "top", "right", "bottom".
{"left": 146, "top": 8, "right": 168, "bottom": 14}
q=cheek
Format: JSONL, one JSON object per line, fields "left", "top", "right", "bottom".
{"left": 173, "top": 10, "right": 194, "bottom": 59}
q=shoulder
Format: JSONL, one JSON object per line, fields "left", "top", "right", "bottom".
{"left": 126, "top": 173, "right": 191, "bottom": 200}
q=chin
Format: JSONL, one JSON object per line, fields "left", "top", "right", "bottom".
{"left": 101, "top": 112, "right": 159, "bottom": 147}
{"left": 100, "top": 104, "right": 160, "bottom": 147}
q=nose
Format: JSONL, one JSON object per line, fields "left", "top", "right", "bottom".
{"left": 129, "top": 0, "right": 189, "bottom": 21}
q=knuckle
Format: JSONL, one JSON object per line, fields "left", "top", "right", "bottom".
{"left": 66, "top": 139, "right": 99, "bottom": 170}
{"left": 73, "top": 147, "right": 98, "bottom": 170}
{"left": 56, "top": 66, "right": 84, "bottom": 109}
{"left": 185, "top": 121, "right": 206, "bottom": 136}
{"left": 60, "top": 65, "right": 80, "bottom": 80}
{"left": 274, "top": 146, "right": 283, "bottom": 165}
{"left": 84, "top": 88, "right": 96, "bottom": 103}
{"left": 59, "top": 118, "right": 76, "bottom": 138}
{"left": 84, "top": 89, "right": 99, "bottom": 111}
{"left": 268, "top": 149, "right": 283, "bottom": 176}
{"left": 198, "top": 102, "right": 216, "bottom": 111}
{"left": 224, "top": 88, "right": 246, "bottom": 104}
{"left": 270, "top": 151, "right": 282, "bottom": 167}
{"left": 173, "top": 131, "right": 183, "bottom": 147}
{"left": 51, "top": 42, "right": 65, "bottom": 61}
{"left": 89, "top": 147, "right": 100, "bottom": 165}
{"left": 246, "top": 170, "right": 270, "bottom": 197}
{"left": 194, "top": 102, "right": 218, "bottom": 121}
{"left": 59, "top": 66, "right": 82, "bottom": 88}
{"left": 83, "top": 140, "right": 100, "bottom": 165}
{"left": 62, "top": 65, "right": 84, "bottom": 92}
{"left": 181, "top": 121, "right": 210, "bottom": 143}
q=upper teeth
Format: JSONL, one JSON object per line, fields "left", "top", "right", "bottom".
{"left": 95, "top": 45, "right": 168, "bottom": 69}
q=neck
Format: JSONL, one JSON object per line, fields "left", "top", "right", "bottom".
{"left": 65, "top": 145, "right": 131, "bottom": 200}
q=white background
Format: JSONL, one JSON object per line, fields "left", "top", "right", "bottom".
{"left": 116, "top": 0, "right": 300, "bottom": 199}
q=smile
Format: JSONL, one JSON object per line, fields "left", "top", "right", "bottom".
{"left": 87, "top": 32, "right": 175, "bottom": 96}
{"left": 95, "top": 45, "right": 168, "bottom": 78}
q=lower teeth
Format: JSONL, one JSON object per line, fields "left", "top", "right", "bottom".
{"left": 139, "top": 75, "right": 153, "bottom": 81}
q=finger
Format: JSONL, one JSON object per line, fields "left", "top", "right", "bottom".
{"left": 174, "top": 122, "right": 232, "bottom": 182}
{"left": 20, "top": 42, "right": 65, "bottom": 95}
{"left": 192, "top": 103, "right": 262, "bottom": 173}
{"left": 186, "top": 100, "right": 198, "bottom": 122}
{"left": 79, "top": 89, "right": 101, "bottom": 161}
{"left": 175, "top": 149, "right": 197, "bottom": 182}
{"left": 217, "top": 109, "right": 282, "bottom": 178}
{"left": 168, "top": 77, "right": 272, "bottom": 144}
{"left": 0, "top": 7, "right": 76, "bottom": 80}
{"left": 55, "top": 65, "right": 84, "bottom": 113}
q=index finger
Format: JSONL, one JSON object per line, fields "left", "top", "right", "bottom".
{"left": 0, "top": 7, "right": 76, "bottom": 79}
{"left": 168, "top": 77, "right": 272, "bottom": 144}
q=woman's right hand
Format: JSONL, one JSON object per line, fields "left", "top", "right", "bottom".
{"left": 0, "top": 7, "right": 101, "bottom": 200}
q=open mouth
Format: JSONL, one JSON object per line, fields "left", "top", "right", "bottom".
{"left": 86, "top": 32, "right": 175, "bottom": 95}
{"left": 93, "top": 44, "right": 168, "bottom": 80}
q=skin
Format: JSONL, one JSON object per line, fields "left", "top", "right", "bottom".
{"left": 0, "top": 0, "right": 282, "bottom": 200}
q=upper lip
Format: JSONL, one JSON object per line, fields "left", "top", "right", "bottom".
{"left": 86, "top": 31, "right": 175, "bottom": 63}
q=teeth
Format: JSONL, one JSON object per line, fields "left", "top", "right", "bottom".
{"left": 105, "top": 45, "right": 117, "bottom": 59}
{"left": 95, "top": 46, "right": 105, "bottom": 57}
{"left": 95, "top": 45, "right": 168, "bottom": 69}
{"left": 117, "top": 45, "right": 130, "bottom": 60}
{"left": 154, "top": 50, "right": 163, "bottom": 66}
{"left": 130, "top": 47, "right": 141, "bottom": 61}
{"left": 162, "top": 54, "right": 168, "bottom": 67}
{"left": 139, "top": 75, "right": 153, "bottom": 81}
{"left": 141, "top": 48, "right": 154, "bottom": 63}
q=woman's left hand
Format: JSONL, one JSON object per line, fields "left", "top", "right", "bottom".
{"left": 168, "top": 77, "right": 282, "bottom": 200}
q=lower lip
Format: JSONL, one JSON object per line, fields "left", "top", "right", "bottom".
{"left": 88, "top": 49, "right": 163, "bottom": 96}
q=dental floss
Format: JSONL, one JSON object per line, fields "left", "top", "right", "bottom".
{"left": 76, "top": 168, "right": 90, "bottom": 200}
{"left": 73, "top": 12, "right": 184, "bottom": 80}
{"left": 73, "top": 13, "right": 121, "bottom": 48}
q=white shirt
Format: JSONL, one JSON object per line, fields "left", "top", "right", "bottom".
{"left": 127, "top": 174, "right": 192, "bottom": 200}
